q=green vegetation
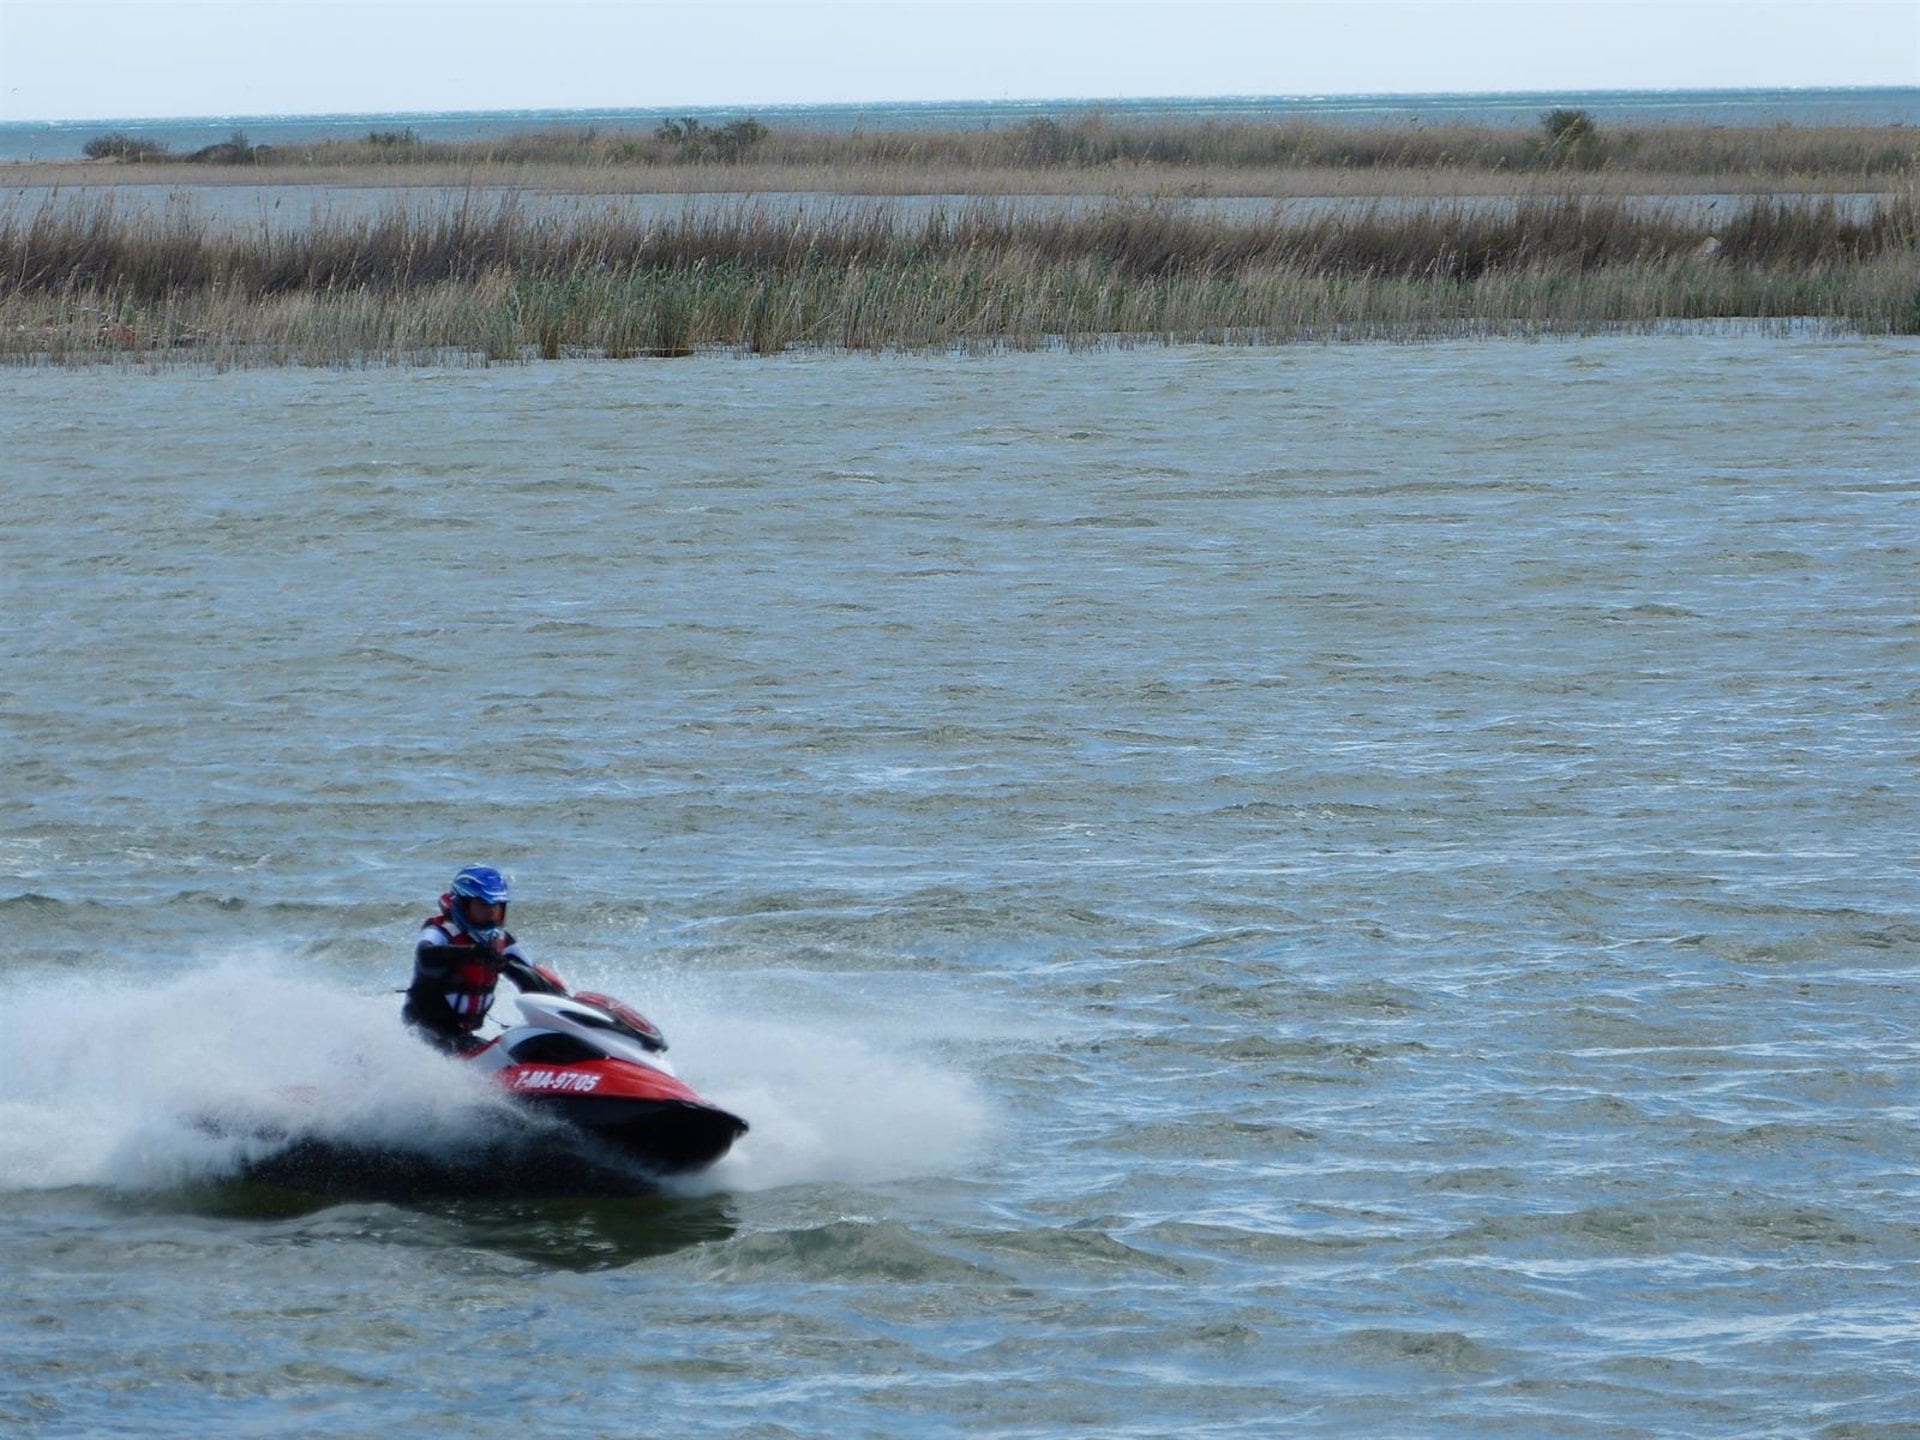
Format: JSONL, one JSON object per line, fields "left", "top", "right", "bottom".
{"left": 4, "top": 191, "right": 1914, "bottom": 365}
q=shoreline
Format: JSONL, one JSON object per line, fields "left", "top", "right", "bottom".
{"left": 11, "top": 318, "right": 1904, "bottom": 376}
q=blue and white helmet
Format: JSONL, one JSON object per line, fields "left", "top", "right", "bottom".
{"left": 448, "top": 864, "right": 513, "bottom": 945}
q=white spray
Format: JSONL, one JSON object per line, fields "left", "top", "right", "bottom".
{"left": 0, "top": 954, "right": 994, "bottom": 1195}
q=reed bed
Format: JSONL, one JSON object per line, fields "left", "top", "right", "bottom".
{"left": 62, "top": 114, "right": 1920, "bottom": 180}
{"left": 5, "top": 192, "right": 1915, "bottom": 365}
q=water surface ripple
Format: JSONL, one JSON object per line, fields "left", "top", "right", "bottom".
{"left": 1, "top": 338, "right": 1916, "bottom": 1438}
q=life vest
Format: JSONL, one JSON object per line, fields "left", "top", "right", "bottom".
{"left": 416, "top": 901, "right": 515, "bottom": 1031}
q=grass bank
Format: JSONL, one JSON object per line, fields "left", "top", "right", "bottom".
{"left": 56, "top": 113, "right": 1920, "bottom": 184}
{"left": 4, "top": 192, "right": 1915, "bottom": 364}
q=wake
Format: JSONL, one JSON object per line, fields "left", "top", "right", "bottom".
{"left": 0, "top": 955, "right": 992, "bottom": 1197}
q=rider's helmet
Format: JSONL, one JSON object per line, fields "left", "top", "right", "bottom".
{"left": 448, "top": 864, "right": 513, "bottom": 946}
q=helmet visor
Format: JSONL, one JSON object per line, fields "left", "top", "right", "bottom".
{"left": 460, "top": 896, "right": 507, "bottom": 928}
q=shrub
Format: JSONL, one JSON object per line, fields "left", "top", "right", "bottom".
{"left": 1537, "top": 108, "right": 1605, "bottom": 170}
{"left": 654, "top": 116, "right": 769, "bottom": 163}
{"left": 711, "top": 118, "right": 768, "bottom": 163}
{"left": 1011, "top": 117, "right": 1073, "bottom": 164}
{"left": 82, "top": 132, "right": 170, "bottom": 162}
{"left": 187, "top": 129, "right": 259, "bottom": 165}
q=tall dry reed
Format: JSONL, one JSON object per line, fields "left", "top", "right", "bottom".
{"left": 4, "top": 192, "right": 1915, "bottom": 364}
{"left": 68, "top": 114, "right": 1920, "bottom": 179}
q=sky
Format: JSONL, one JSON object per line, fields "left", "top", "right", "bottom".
{"left": 2, "top": 0, "right": 1915, "bottom": 123}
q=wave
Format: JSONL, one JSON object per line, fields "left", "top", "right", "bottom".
{"left": 0, "top": 955, "right": 993, "bottom": 1199}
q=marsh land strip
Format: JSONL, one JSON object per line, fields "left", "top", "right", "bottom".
{"left": 6, "top": 113, "right": 1916, "bottom": 361}
{"left": 42, "top": 110, "right": 1920, "bottom": 186}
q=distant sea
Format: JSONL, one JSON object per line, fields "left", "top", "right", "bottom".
{"left": 2, "top": 86, "right": 1916, "bottom": 162}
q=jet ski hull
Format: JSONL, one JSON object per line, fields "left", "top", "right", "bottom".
{"left": 233, "top": 1127, "right": 652, "bottom": 1200}
{"left": 509, "top": 1093, "right": 749, "bottom": 1175}
{"left": 219, "top": 1093, "right": 744, "bottom": 1199}
{"left": 469, "top": 990, "right": 749, "bottom": 1176}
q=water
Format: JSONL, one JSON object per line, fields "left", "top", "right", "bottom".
{"left": 3, "top": 86, "right": 1916, "bottom": 161}
{"left": 6, "top": 185, "right": 1896, "bottom": 239}
{"left": 1, "top": 338, "right": 1917, "bottom": 1436}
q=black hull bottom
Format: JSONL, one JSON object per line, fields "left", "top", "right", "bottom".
{"left": 238, "top": 1132, "right": 654, "bottom": 1200}
{"left": 517, "top": 1096, "right": 749, "bottom": 1176}
{"left": 225, "top": 1101, "right": 746, "bottom": 1201}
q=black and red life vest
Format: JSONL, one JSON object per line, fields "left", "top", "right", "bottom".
{"left": 415, "top": 901, "right": 516, "bottom": 1031}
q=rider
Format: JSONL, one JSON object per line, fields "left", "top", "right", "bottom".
{"left": 403, "top": 864, "right": 568, "bottom": 1053}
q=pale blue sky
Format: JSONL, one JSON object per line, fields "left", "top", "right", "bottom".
{"left": 3, "top": 1, "right": 1915, "bottom": 123}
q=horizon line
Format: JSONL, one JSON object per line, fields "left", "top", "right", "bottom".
{"left": 9, "top": 83, "right": 1918, "bottom": 129}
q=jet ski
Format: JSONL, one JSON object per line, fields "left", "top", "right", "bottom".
{"left": 461, "top": 988, "right": 748, "bottom": 1176}
{"left": 212, "top": 983, "right": 746, "bottom": 1200}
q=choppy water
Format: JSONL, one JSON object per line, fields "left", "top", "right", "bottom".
{"left": 1, "top": 338, "right": 1916, "bottom": 1437}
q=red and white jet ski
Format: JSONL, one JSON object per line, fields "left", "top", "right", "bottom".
{"left": 463, "top": 988, "right": 748, "bottom": 1176}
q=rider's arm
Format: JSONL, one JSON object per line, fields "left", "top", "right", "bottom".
{"left": 500, "top": 947, "right": 568, "bottom": 996}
